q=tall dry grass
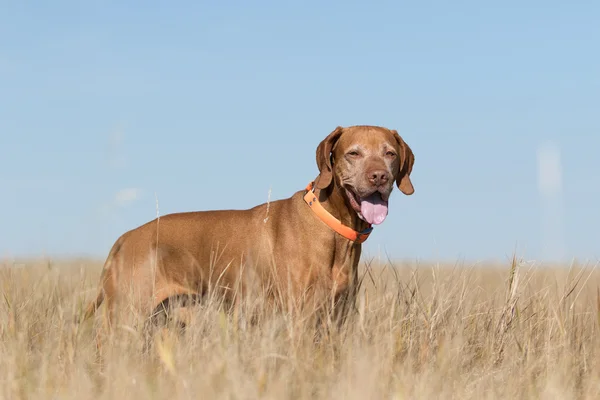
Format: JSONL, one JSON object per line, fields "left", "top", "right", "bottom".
{"left": 1, "top": 256, "right": 599, "bottom": 399}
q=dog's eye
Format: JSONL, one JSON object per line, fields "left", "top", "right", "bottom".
{"left": 348, "top": 151, "right": 360, "bottom": 157}
{"left": 386, "top": 151, "right": 396, "bottom": 157}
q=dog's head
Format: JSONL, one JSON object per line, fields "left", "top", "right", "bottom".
{"left": 315, "top": 125, "right": 415, "bottom": 225}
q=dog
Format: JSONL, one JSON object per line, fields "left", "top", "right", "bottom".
{"left": 81, "top": 125, "right": 415, "bottom": 337}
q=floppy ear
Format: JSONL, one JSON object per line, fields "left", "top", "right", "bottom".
{"left": 315, "top": 126, "right": 344, "bottom": 190}
{"left": 391, "top": 130, "right": 415, "bottom": 195}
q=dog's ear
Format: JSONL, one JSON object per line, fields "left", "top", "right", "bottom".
{"left": 391, "top": 130, "right": 415, "bottom": 195}
{"left": 315, "top": 126, "right": 344, "bottom": 190}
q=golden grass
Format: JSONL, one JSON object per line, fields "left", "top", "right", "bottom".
{"left": 1, "top": 256, "right": 600, "bottom": 399}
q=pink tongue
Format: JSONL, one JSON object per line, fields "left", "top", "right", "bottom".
{"left": 360, "top": 193, "right": 388, "bottom": 225}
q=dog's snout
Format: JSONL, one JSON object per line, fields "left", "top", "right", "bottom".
{"left": 367, "top": 169, "right": 389, "bottom": 186}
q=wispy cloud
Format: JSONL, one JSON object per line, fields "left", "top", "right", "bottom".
{"left": 96, "top": 187, "right": 142, "bottom": 221}
{"left": 114, "top": 188, "right": 140, "bottom": 207}
{"left": 537, "top": 141, "right": 562, "bottom": 197}
{"left": 108, "top": 125, "right": 127, "bottom": 169}
{"left": 95, "top": 125, "right": 142, "bottom": 222}
{"left": 536, "top": 141, "right": 565, "bottom": 261}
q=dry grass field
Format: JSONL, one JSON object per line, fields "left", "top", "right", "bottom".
{"left": 1, "top": 256, "right": 599, "bottom": 399}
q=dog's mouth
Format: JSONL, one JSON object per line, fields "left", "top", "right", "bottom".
{"left": 344, "top": 187, "right": 389, "bottom": 225}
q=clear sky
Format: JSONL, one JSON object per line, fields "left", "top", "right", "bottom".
{"left": 1, "top": 1, "right": 599, "bottom": 264}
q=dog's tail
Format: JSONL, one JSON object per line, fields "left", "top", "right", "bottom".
{"left": 79, "top": 236, "right": 123, "bottom": 323}
{"left": 82, "top": 289, "right": 105, "bottom": 322}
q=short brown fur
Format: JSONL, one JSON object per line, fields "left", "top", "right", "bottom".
{"left": 82, "top": 125, "right": 415, "bottom": 336}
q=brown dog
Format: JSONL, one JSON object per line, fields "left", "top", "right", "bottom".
{"left": 82, "top": 125, "right": 415, "bottom": 334}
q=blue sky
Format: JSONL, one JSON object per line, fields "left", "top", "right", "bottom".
{"left": 1, "top": 1, "right": 599, "bottom": 264}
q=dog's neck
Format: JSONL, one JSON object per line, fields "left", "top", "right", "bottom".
{"left": 316, "top": 184, "right": 371, "bottom": 234}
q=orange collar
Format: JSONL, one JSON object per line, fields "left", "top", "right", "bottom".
{"left": 303, "top": 182, "right": 373, "bottom": 244}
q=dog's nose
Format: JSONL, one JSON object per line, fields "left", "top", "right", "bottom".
{"left": 367, "top": 170, "right": 389, "bottom": 186}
